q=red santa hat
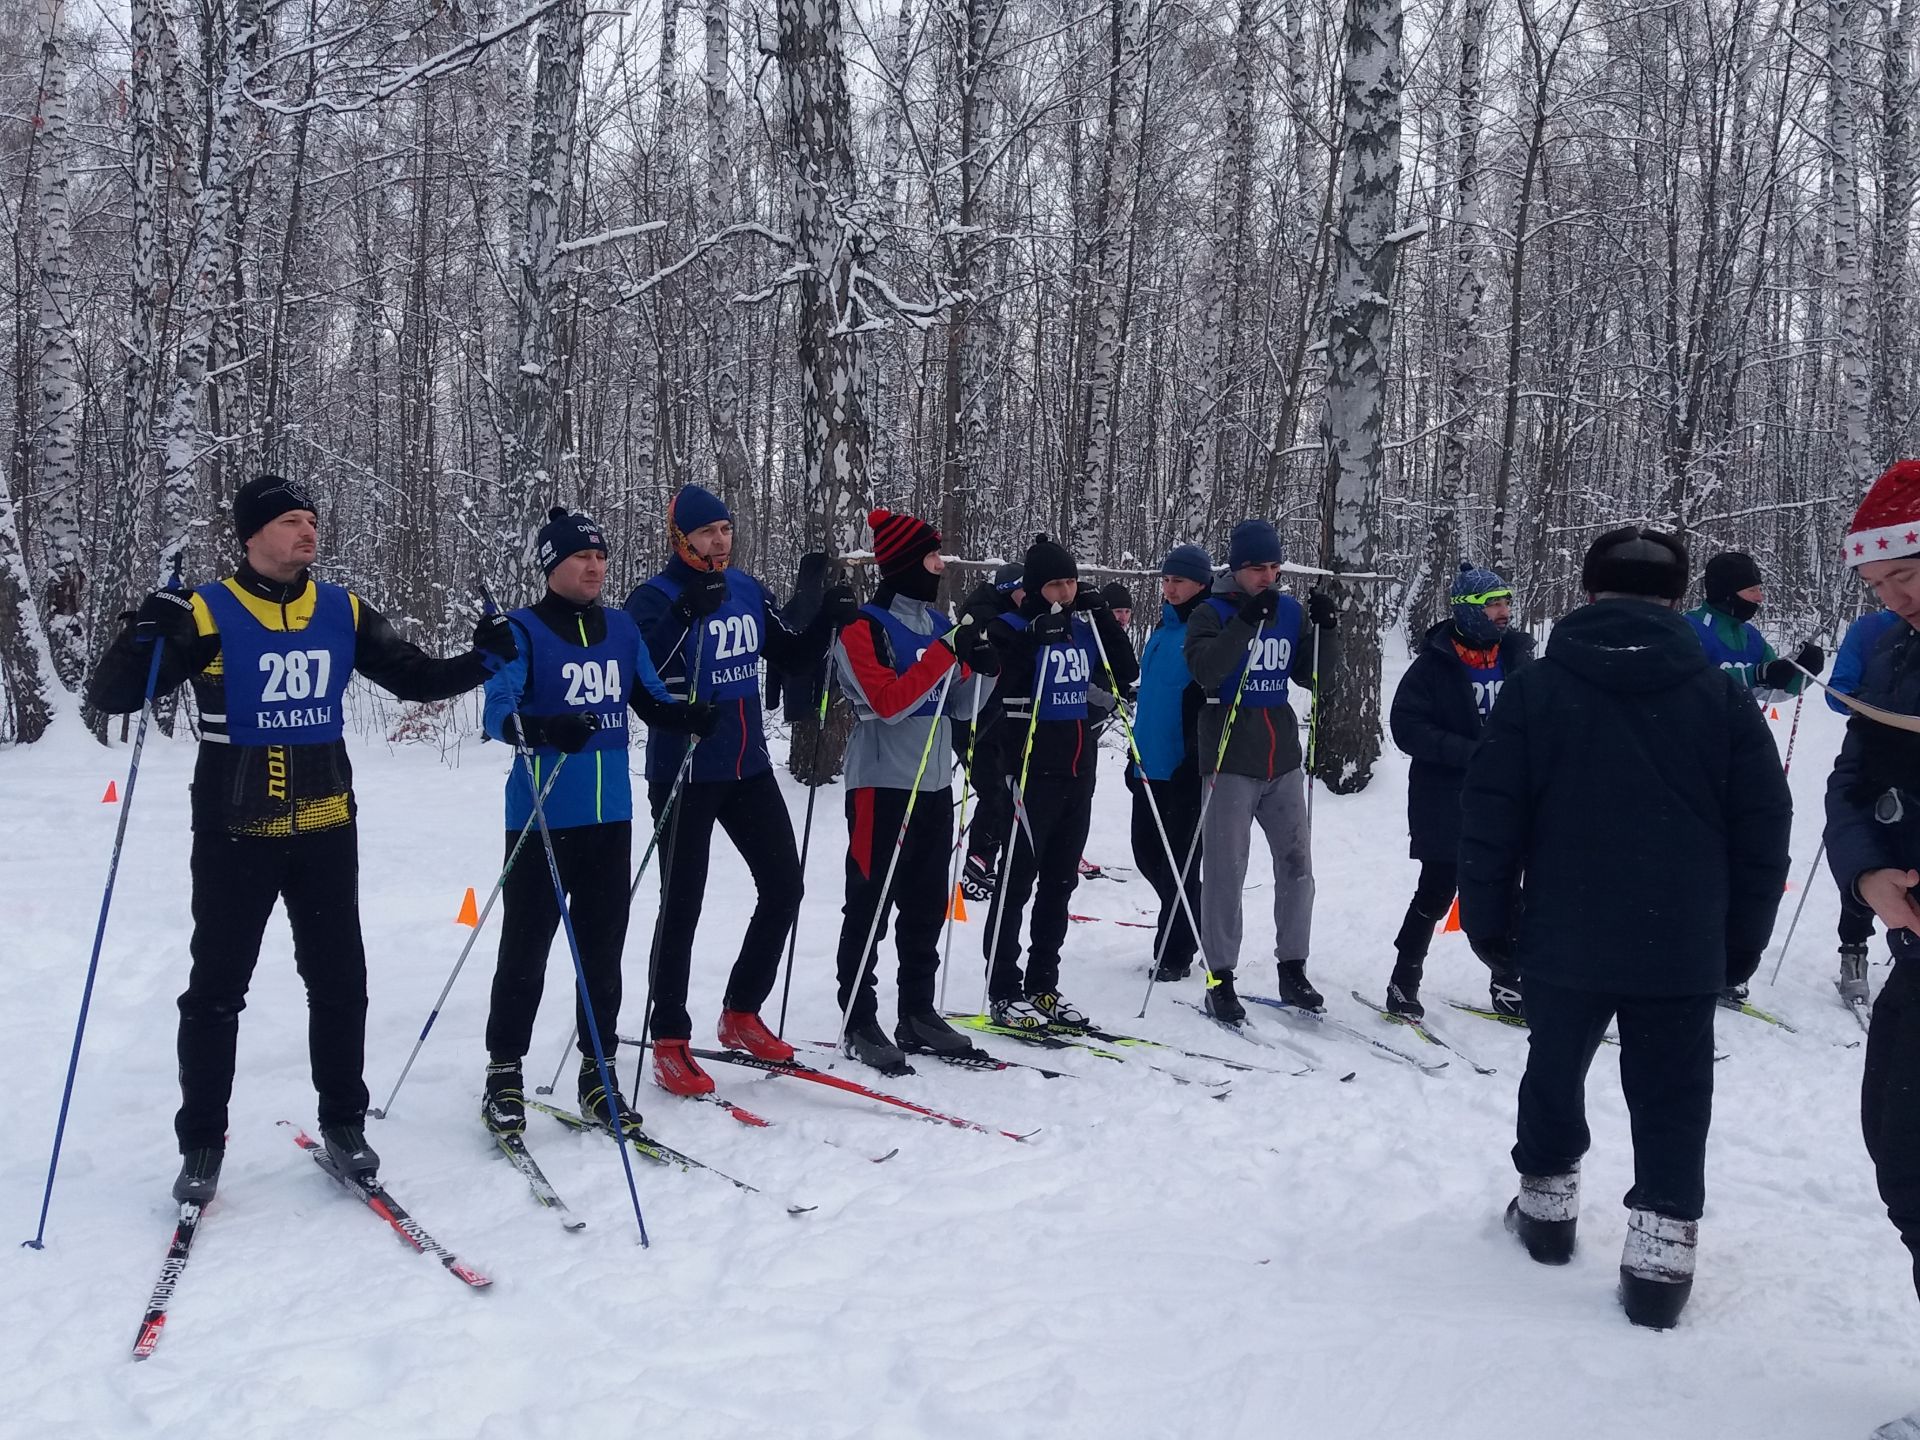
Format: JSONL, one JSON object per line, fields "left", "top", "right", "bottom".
{"left": 1846, "top": 460, "right": 1920, "bottom": 567}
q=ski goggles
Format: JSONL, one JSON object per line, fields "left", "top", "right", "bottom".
{"left": 1451, "top": 587, "right": 1514, "bottom": 607}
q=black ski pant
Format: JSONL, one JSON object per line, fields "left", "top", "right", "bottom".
{"left": 1392, "top": 861, "right": 1460, "bottom": 970}
{"left": 1863, "top": 959, "right": 1920, "bottom": 1301}
{"left": 1513, "top": 973, "right": 1717, "bottom": 1222}
{"left": 835, "top": 786, "right": 954, "bottom": 1028}
{"left": 645, "top": 770, "right": 801, "bottom": 1040}
{"left": 983, "top": 769, "right": 1095, "bottom": 1002}
{"left": 1841, "top": 894, "right": 1876, "bottom": 948}
{"left": 966, "top": 727, "right": 1015, "bottom": 866}
{"left": 176, "top": 824, "right": 369, "bottom": 1152}
{"left": 486, "top": 821, "right": 632, "bottom": 1062}
{"left": 1130, "top": 774, "right": 1203, "bottom": 971}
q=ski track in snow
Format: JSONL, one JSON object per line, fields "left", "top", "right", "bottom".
{"left": 3, "top": 649, "right": 1917, "bottom": 1439}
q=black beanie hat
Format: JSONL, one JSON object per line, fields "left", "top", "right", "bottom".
{"left": 535, "top": 507, "right": 609, "bottom": 576}
{"left": 1101, "top": 581, "right": 1134, "bottom": 611}
{"left": 1703, "top": 551, "right": 1763, "bottom": 607}
{"left": 233, "top": 474, "right": 318, "bottom": 542}
{"left": 1581, "top": 526, "right": 1690, "bottom": 601}
{"left": 1022, "top": 534, "right": 1077, "bottom": 592}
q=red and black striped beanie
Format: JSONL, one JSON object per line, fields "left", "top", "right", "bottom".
{"left": 869, "top": 508, "right": 941, "bottom": 580}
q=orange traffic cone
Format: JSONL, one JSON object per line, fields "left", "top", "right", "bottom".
{"left": 1441, "top": 896, "right": 1462, "bottom": 933}
{"left": 455, "top": 887, "right": 479, "bottom": 927}
{"left": 101, "top": 780, "right": 118, "bottom": 803}
{"left": 1769, "top": 707, "right": 1780, "bottom": 720}
{"left": 947, "top": 884, "right": 969, "bottom": 922}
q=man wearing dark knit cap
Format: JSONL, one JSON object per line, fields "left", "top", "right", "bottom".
{"left": 86, "top": 473, "right": 518, "bottom": 1203}
{"left": 1685, "top": 550, "right": 1824, "bottom": 705}
{"left": 830, "top": 509, "right": 999, "bottom": 1070}
{"left": 959, "top": 561, "right": 1027, "bottom": 902}
{"left": 477, "top": 508, "right": 717, "bottom": 1137}
{"left": 623, "top": 483, "right": 856, "bottom": 1095}
{"left": 1460, "top": 524, "right": 1790, "bottom": 1330}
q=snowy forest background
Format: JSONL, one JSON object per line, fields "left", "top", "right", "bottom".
{"left": 0, "top": 0, "right": 1907, "bottom": 788}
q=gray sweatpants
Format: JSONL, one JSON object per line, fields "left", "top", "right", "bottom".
{"left": 1200, "top": 770, "right": 1314, "bottom": 973}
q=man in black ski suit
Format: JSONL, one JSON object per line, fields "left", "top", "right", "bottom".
{"left": 1459, "top": 525, "right": 1791, "bottom": 1329}
{"left": 1385, "top": 561, "right": 1533, "bottom": 1021}
{"left": 86, "top": 475, "right": 515, "bottom": 1204}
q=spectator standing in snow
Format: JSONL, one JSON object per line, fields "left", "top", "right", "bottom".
{"left": 1460, "top": 524, "right": 1791, "bottom": 1329}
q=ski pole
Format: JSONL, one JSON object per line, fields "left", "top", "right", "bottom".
{"left": 1136, "top": 613, "right": 1267, "bottom": 1019}
{"left": 776, "top": 660, "right": 833, "bottom": 1036}
{"left": 371, "top": 754, "right": 569, "bottom": 1119}
{"left": 25, "top": 558, "right": 182, "bottom": 1250}
{"left": 837, "top": 666, "right": 960, "bottom": 1045}
{"left": 478, "top": 581, "right": 649, "bottom": 1247}
{"left": 980, "top": 633, "right": 1053, "bottom": 1015}
{"left": 1767, "top": 837, "right": 1829, "bottom": 986}
{"left": 937, "top": 675, "right": 990, "bottom": 1013}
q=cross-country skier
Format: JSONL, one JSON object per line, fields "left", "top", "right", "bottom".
{"left": 1828, "top": 605, "right": 1904, "bottom": 1006}
{"left": 1384, "top": 563, "right": 1534, "bottom": 1020}
{"left": 85, "top": 475, "right": 517, "bottom": 1202}
{"left": 1686, "top": 550, "right": 1824, "bottom": 706}
{"left": 1461, "top": 525, "right": 1791, "bottom": 1329}
{"left": 623, "top": 484, "right": 855, "bottom": 1095}
{"left": 1129, "top": 544, "right": 1213, "bottom": 983}
{"left": 831, "top": 509, "right": 999, "bottom": 1071}
{"left": 1825, "top": 465, "right": 1920, "bottom": 1409}
{"left": 478, "top": 509, "right": 716, "bottom": 1136}
{"left": 979, "top": 534, "right": 1138, "bottom": 1027}
{"left": 1181, "top": 519, "right": 1336, "bottom": 1022}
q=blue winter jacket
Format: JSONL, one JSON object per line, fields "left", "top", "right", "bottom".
{"left": 1827, "top": 609, "right": 1904, "bottom": 713}
{"left": 1825, "top": 619, "right": 1920, "bottom": 964}
{"left": 1131, "top": 599, "right": 1205, "bottom": 782}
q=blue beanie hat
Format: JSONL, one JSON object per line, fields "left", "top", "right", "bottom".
{"left": 535, "top": 506, "right": 609, "bottom": 576}
{"left": 993, "top": 562, "right": 1024, "bottom": 594}
{"left": 1226, "top": 520, "right": 1283, "bottom": 571}
{"left": 669, "top": 483, "right": 730, "bottom": 538}
{"left": 1161, "top": 543, "right": 1214, "bottom": 586}
{"left": 1449, "top": 562, "right": 1511, "bottom": 647}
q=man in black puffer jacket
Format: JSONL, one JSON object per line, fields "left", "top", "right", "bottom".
{"left": 1459, "top": 526, "right": 1791, "bottom": 1331}
{"left": 1386, "top": 562, "right": 1534, "bottom": 1020}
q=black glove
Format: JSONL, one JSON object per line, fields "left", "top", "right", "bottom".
{"left": 134, "top": 588, "right": 198, "bottom": 650}
{"left": 1030, "top": 607, "right": 1073, "bottom": 645}
{"left": 958, "top": 581, "right": 1003, "bottom": 627}
{"left": 671, "top": 571, "right": 729, "bottom": 622}
{"left": 473, "top": 612, "right": 519, "bottom": 669}
{"left": 1307, "top": 588, "right": 1337, "bottom": 629}
{"left": 947, "top": 623, "right": 1001, "bottom": 676}
{"left": 1072, "top": 587, "right": 1107, "bottom": 614}
{"left": 1236, "top": 589, "right": 1280, "bottom": 625}
{"left": 672, "top": 700, "right": 721, "bottom": 738}
{"left": 544, "top": 713, "right": 596, "bottom": 754}
{"left": 1792, "top": 642, "right": 1825, "bottom": 677}
{"left": 1726, "top": 950, "right": 1762, "bottom": 988}
{"left": 1758, "top": 658, "right": 1795, "bottom": 689}
{"left": 818, "top": 583, "right": 858, "bottom": 628}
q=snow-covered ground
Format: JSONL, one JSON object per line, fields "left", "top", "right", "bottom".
{"left": 3, "top": 645, "right": 1916, "bottom": 1440}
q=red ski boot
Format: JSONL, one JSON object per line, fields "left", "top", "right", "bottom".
{"left": 717, "top": 1009, "right": 796, "bottom": 1063}
{"left": 651, "top": 1039, "right": 716, "bottom": 1096}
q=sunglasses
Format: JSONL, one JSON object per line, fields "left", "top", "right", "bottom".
{"left": 1452, "top": 588, "right": 1514, "bottom": 607}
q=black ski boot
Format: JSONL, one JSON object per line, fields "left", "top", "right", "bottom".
{"left": 482, "top": 1060, "right": 525, "bottom": 1136}
{"left": 579, "top": 1057, "right": 641, "bottom": 1133}
{"left": 844, "top": 1019, "right": 914, "bottom": 1075}
{"left": 1504, "top": 1168, "right": 1578, "bottom": 1265}
{"left": 1203, "top": 970, "right": 1246, "bottom": 1024}
{"left": 1275, "top": 960, "right": 1325, "bottom": 1011}
{"left": 320, "top": 1125, "right": 380, "bottom": 1183}
{"left": 1619, "top": 1208, "right": 1696, "bottom": 1329}
{"left": 896, "top": 1010, "right": 988, "bottom": 1061}
{"left": 1385, "top": 958, "right": 1425, "bottom": 1021}
{"left": 1490, "top": 970, "right": 1526, "bottom": 1021}
{"left": 961, "top": 852, "right": 997, "bottom": 902}
{"left": 172, "top": 1146, "right": 224, "bottom": 1205}
{"left": 1839, "top": 943, "right": 1872, "bottom": 1005}
{"left": 1153, "top": 955, "right": 1192, "bottom": 982}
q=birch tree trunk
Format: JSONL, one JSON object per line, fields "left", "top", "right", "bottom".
{"left": 1874, "top": 0, "right": 1913, "bottom": 458}
{"left": 703, "top": 0, "right": 754, "bottom": 510}
{"left": 31, "top": 0, "right": 85, "bottom": 689}
{"left": 507, "top": 0, "right": 587, "bottom": 590}
{"left": 1829, "top": 0, "right": 1874, "bottom": 493}
{"left": 152, "top": 0, "right": 261, "bottom": 577}
{"left": 1316, "top": 0, "right": 1404, "bottom": 794}
{"left": 1070, "top": 0, "right": 1147, "bottom": 556}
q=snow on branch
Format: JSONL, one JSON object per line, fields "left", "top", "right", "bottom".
{"left": 615, "top": 223, "right": 796, "bottom": 303}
